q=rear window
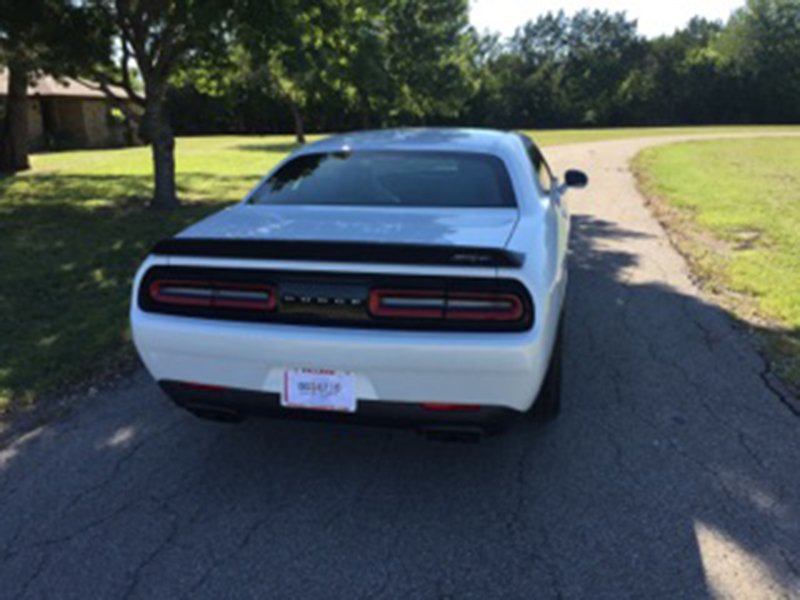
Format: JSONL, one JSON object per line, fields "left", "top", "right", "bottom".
{"left": 249, "top": 151, "right": 516, "bottom": 208}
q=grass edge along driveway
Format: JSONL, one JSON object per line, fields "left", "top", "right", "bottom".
{"left": 634, "top": 137, "right": 800, "bottom": 390}
{"left": 1, "top": 126, "right": 799, "bottom": 415}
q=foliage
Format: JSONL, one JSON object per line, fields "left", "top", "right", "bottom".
{"left": 239, "top": 2, "right": 339, "bottom": 142}
{"left": 714, "top": 0, "right": 800, "bottom": 123}
{"left": 82, "top": 0, "right": 243, "bottom": 208}
{"left": 170, "top": 0, "right": 475, "bottom": 134}
{"left": 377, "top": 0, "right": 478, "bottom": 122}
{"left": 163, "top": 3, "right": 800, "bottom": 134}
{"left": 0, "top": 0, "right": 105, "bottom": 70}
{"left": 0, "top": 0, "right": 109, "bottom": 171}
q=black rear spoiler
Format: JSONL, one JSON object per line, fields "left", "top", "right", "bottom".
{"left": 151, "top": 238, "right": 524, "bottom": 268}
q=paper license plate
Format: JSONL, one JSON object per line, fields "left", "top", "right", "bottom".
{"left": 282, "top": 369, "right": 357, "bottom": 413}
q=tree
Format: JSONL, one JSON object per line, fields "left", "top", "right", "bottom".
{"left": 507, "top": 11, "right": 573, "bottom": 126}
{"left": 87, "top": 0, "right": 236, "bottom": 208}
{"left": 503, "top": 10, "right": 643, "bottom": 127}
{"left": 233, "top": 0, "right": 476, "bottom": 134}
{"left": 237, "top": 2, "right": 336, "bottom": 144}
{"left": 382, "top": 0, "right": 478, "bottom": 123}
{"left": 0, "top": 0, "right": 105, "bottom": 172}
{"left": 715, "top": 0, "right": 800, "bottom": 123}
{"left": 321, "top": 0, "right": 475, "bottom": 128}
{"left": 616, "top": 18, "right": 726, "bottom": 125}
{"left": 0, "top": 50, "right": 31, "bottom": 173}
{"left": 561, "top": 10, "right": 645, "bottom": 125}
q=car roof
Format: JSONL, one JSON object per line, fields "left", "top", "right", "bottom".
{"left": 294, "top": 128, "right": 525, "bottom": 159}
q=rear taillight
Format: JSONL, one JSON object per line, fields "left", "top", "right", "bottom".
{"left": 150, "top": 280, "right": 276, "bottom": 311}
{"left": 150, "top": 280, "right": 214, "bottom": 307}
{"left": 141, "top": 266, "right": 533, "bottom": 332}
{"left": 369, "top": 289, "right": 526, "bottom": 322}
{"left": 445, "top": 292, "right": 523, "bottom": 321}
{"left": 213, "top": 284, "right": 275, "bottom": 310}
{"left": 369, "top": 290, "right": 445, "bottom": 319}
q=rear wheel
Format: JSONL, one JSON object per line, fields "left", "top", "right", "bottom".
{"left": 530, "top": 316, "right": 564, "bottom": 421}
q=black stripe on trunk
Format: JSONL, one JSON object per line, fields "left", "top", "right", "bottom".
{"left": 151, "top": 238, "right": 524, "bottom": 268}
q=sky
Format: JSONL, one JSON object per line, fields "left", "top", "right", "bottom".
{"left": 470, "top": 0, "right": 745, "bottom": 39}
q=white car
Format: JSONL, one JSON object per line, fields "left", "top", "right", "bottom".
{"left": 131, "top": 129, "right": 587, "bottom": 439}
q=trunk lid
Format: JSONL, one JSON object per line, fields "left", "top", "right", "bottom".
{"left": 180, "top": 205, "right": 519, "bottom": 249}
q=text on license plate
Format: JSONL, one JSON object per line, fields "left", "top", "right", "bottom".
{"left": 282, "top": 369, "right": 357, "bottom": 413}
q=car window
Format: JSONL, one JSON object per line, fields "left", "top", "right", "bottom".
{"left": 516, "top": 134, "right": 553, "bottom": 193}
{"left": 527, "top": 148, "right": 553, "bottom": 193}
{"left": 537, "top": 160, "right": 553, "bottom": 192}
{"left": 249, "top": 151, "right": 517, "bottom": 208}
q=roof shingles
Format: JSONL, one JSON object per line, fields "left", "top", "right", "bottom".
{"left": 0, "top": 70, "right": 135, "bottom": 99}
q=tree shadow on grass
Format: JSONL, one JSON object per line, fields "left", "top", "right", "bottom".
{"left": 0, "top": 173, "right": 245, "bottom": 406}
{"left": 234, "top": 143, "right": 304, "bottom": 153}
{"left": 0, "top": 174, "right": 154, "bottom": 205}
{"left": 0, "top": 172, "right": 256, "bottom": 206}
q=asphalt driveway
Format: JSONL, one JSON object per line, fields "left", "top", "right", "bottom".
{"left": 1, "top": 136, "right": 799, "bottom": 599}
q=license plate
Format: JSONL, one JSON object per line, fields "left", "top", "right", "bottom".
{"left": 282, "top": 369, "right": 357, "bottom": 413}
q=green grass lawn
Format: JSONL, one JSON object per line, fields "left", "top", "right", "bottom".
{"left": 1, "top": 126, "right": 799, "bottom": 412}
{"left": 528, "top": 125, "right": 798, "bottom": 147}
{"left": 0, "top": 135, "right": 304, "bottom": 411}
{"left": 634, "top": 138, "right": 800, "bottom": 387}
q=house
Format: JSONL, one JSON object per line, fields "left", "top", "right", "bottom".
{"left": 0, "top": 70, "right": 142, "bottom": 151}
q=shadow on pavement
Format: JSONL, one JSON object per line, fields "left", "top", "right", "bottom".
{"left": 234, "top": 143, "right": 305, "bottom": 153}
{"left": 0, "top": 215, "right": 798, "bottom": 598}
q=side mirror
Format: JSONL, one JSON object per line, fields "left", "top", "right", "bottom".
{"left": 564, "top": 169, "right": 589, "bottom": 190}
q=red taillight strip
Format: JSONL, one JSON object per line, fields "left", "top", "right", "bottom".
{"left": 369, "top": 289, "right": 525, "bottom": 322}
{"left": 213, "top": 284, "right": 276, "bottom": 310}
{"left": 150, "top": 280, "right": 214, "bottom": 307}
{"left": 369, "top": 290, "right": 445, "bottom": 319}
{"left": 150, "top": 280, "right": 276, "bottom": 311}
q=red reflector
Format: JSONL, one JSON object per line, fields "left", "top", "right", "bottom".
{"left": 422, "top": 403, "right": 481, "bottom": 412}
{"left": 178, "top": 382, "right": 227, "bottom": 392}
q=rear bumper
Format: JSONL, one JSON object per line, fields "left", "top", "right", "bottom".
{"left": 132, "top": 310, "right": 555, "bottom": 413}
{"left": 160, "top": 381, "right": 520, "bottom": 435}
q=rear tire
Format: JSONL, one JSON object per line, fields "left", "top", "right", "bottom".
{"left": 530, "top": 316, "right": 564, "bottom": 421}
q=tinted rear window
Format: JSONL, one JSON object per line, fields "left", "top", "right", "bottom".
{"left": 249, "top": 151, "right": 516, "bottom": 208}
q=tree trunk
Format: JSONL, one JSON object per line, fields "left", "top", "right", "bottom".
{"left": 357, "top": 88, "right": 371, "bottom": 130}
{"left": 289, "top": 101, "right": 306, "bottom": 144}
{"left": 359, "top": 103, "right": 371, "bottom": 130}
{"left": 151, "top": 131, "right": 177, "bottom": 209}
{"left": 141, "top": 97, "right": 179, "bottom": 209}
{"left": 0, "top": 64, "right": 31, "bottom": 173}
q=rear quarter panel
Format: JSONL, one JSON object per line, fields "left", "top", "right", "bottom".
{"left": 501, "top": 141, "right": 569, "bottom": 378}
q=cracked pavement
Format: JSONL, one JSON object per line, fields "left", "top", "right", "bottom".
{"left": 2, "top": 135, "right": 799, "bottom": 599}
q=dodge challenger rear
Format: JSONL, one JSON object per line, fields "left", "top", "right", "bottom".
{"left": 130, "top": 129, "right": 587, "bottom": 438}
